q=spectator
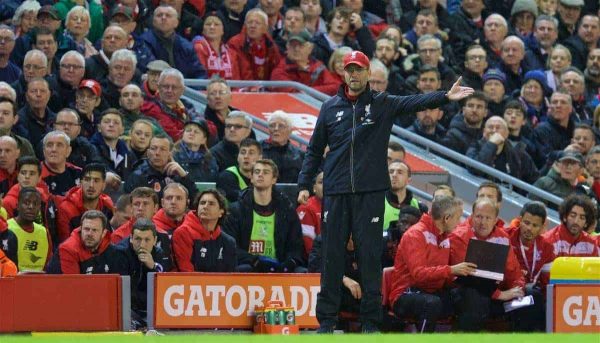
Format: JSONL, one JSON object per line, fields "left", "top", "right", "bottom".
{"left": 373, "top": 37, "right": 405, "bottom": 94}
{"left": 54, "top": 1, "right": 104, "bottom": 44}
{"left": 56, "top": 163, "right": 114, "bottom": 243}
{"left": 524, "top": 16, "right": 559, "bottom": 71}
{"left": 203, "top": 77, "right": 237, "bottom": 141}
{"left": 11, "top": 49, "right": 51, "bottom": 109}
{"left": 74, "top": 79, "right": 102, "bottom": 139}
{"left": 481, "top": 14, "right": 509, "bottom": 67}
{"left": 273, "top": 6, "right": 306, "bottom": 53}
{"left": 153, "top": 182, "right": 189, "bottom": 239}
{"left": 56, "top": 51, "right": 86, "bottom": 112}
{"left": 140, "top": 5, "right": 206, "bottom": 78}
{"left": 0, "top": 97, "right": 34, "bottom": 158}
{"left": 503, "top": 100, "right": 543, "bottom": 167}
{"left": 369, "top": 59, "right": 390, "bottom": 92}
{"left": 0, "top": 135, "right": 20, "bottom": 195}
{"left": 119, "top": 84, "right": 164, "bottom": 136}
{"left": 388, "top": 141, "right": 406, "bottom": 163}
{"left": 124, "top": 134, "right": 197, "bottom": 199}
{"left": 7, "top": 187, "right": 52, "bottom": 272}
{"left": 584, "top": 48, "right": 600, "bottom": 110}
{"left": 271, "top": 29, "right": 339, "bottom": 95}
{"left": 100, "top": 49, "right": 138, "bottom": 110}
{"left": 17, "top": 77, "right": 55, "bottom": 152}
{"left": 534, "top": 90, "right": 576, "bottom": 159}
{"left": 173, "top": 119, "right": 219, "bottom": 182}
{"left": 141, "top": 68, "right": 201, "bottom": 141}
{"left": 327, "top": 46, "right": 352, "bottom": 85}
{"left": 107, "top": 5, "right": 155, "bottom": 73}
{"left": 223, "top": 159, "right": 305, "bottom": 273}
{"left": 301, "top": 0, "right": 326, "bottom": 35}
{"left": 449, "top": 198, "right": 526, "bottom": 332}
{"left": 504, "top": 201, "right": 554, "bottom": 331}
{"left": 41, "top": 130, "right": 82, "bottom": 197}
{"left": 173, "top": 189, "right": 237, "bottom": 272}
{"left": 89, "top": 108, "right": 135, "bottom": 179}
{"left": 0, "top": 25, "right": 21, "bottom": 84}
{"left": 127, "top": 119, "right": 154, "bottom": 161}
{"left": 384, "top": 160, "right": 428, "bottom": 232}
{"left": 405, "top": 66, "right": 446, "bottom": 126}
{"left": 561, "top": 67, "right": 593, "bottom": 121}
{"left": 542, "top": 194, "right": 599, "bottom": 256}
{"left": 405, "top": 35, "right": 457, "bottom": 91}
{"left": 402, "top": 8, "right": 443, "bottom": 49}
{"left": 52, "top": 108, "right": 98, "bottom": 169}
{"left": 84, "top": 25, "right": 129, "bottom": 81}
{"left": 461, "top": 45, "right": 488, "bottom": 91}
{"left": 110, "top": 194, "right": 132, "bottom": 230}
{"left": 141, "top": 60, "right": 170, "bottom": 101}
{"left": 570, "top": 123, "right": 596, "bottom": 155}
{"left": 546, "top": 44, "right": 572, "bottom": 92}
{"left": 209, "top": 111, "right": 253, "bottom": 171}
{"left": 193, "top": 12, "right": 240, "bottom": 80}
{"left": 539, "top": 0, "right": 558, "bottom": 15}
{"left": 510, "top": 0, "right": 538, "bottom": 37}
{"left": 258, "top": 0, "right": 284, "bottom": 36}
{"left": 116, "top": 218, "right": 172, "bottom": 330}
{"left": 217, "top": 0, "right": 249, "bottom": 42}
{"left": 12, "top": 1, "right": 40, "bottom": 38}
{"left": 296, "top": 171, "right": 323, "bottom": 257}
{"left": 47, "top": 210, "right": 124, "bottom": 274}
{"left": 449, "top": 0, "right": 486, "bottom": 63}
{"left": 400, "top": 0, "right": 450, "bottom": 33}
{"left": 408, "top": 106, "right": 446, "bottom": 142}
{"left": 519, "top": 70, "right": 550, "bottom": 127}
{"left": 260, "top": 112, "right": 305, "bottom": 184}
{"left": 162, "top": 0, "right": 203, "bottom": 41}
{"left": 3, "top": 157, "right": 55, "bottom": 243}
{"left": 586, "top": 145, "right": 600, "bottom": 200}
{"left": 533, "top": 150, "right": 589, "bottom": 198}
{"left": 389, "top": 196, "right": 468, "bottom": 333}
{"left": 228, "top": 9, "right": 281, "bottom": 81}
{"left": 481, "top": 68, "right": 508, "bottom": 116}
{"left": 63, "top": 6, "right": 98, "bottom": 58}
{"left": 0, "top": 82, "right": 15, "bottom": 101}
{"left": 383, "top": 205, "right": 423, "bottom": 267}
{"left": 466, "top": 116, "right": 540, "bottom": 183}
{"left": 339, "top": 0, "right": 386, "bottom": 33}
{"left": 556, "top": 0, "right": 583, "bottom": 41}
{"left": 440, "top": 91, "right": 487, "bottom": 154}
{"left": 217, "top": 138, "right": 262, "bottom": 203}
{"left": 498, "top": 36, "right": 526, "bottom": 94}
{"left": 311, "top": 7, "right": 375, "bottom": 66}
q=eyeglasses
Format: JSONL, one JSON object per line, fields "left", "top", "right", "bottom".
{"left": 268, "top": 122, "right": 288, "bottom": 130}
{"left": 225, "top": 123, "right": 249, "bottom": 130}
{"left": 0, "top": 36, "right": 15, "bottom": 43}
{"left": 24, "top": 64, "right": 46, "bottom": 71}
{"left": 60, "top": 63, "right": 84, "bottom": 70}
{"left": 208, "top": 90, "right": 229, "bottom": 97}
{"left": 55, "top": 121, "right": 81, "bottom": 127}
{"left": 418, "top": 48, "right": 440, "bottom": 54}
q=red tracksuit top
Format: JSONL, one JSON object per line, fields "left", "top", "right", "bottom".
{"left": 58, "top": 228, "right": 112, "bottom": 274}
{"left": 542, "top": 224, "right": 599, "bottom": 257}
{"left": 56, "top": 186, "right": 114, "bottom": 243}
{"left": 296, "top": 195, "right": 322, "bottom": 256}
{"left": 152, "top": 208, "right": 187, "bottom": 240}
{"left": 449, "top": 222, "right": 525, "bottom": 299}
{"left": 389, "top": 214, "right": 453, "bottom": 306}
{"left": 505, "top": 224, "right": 555, "bottom": 287}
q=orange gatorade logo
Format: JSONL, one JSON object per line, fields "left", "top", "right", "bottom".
{"left": 154, "top": 273, "right": 320, "bottom": 328}
{"left": 554, "top": 284, "right": 600, "bottom": 333}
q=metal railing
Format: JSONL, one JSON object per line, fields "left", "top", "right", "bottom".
{"left": 392, "top": 126, "right": 564, "bottom": 207}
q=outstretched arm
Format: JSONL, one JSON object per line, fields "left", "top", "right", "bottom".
{"left": 446, "top": 77, "right": 475, "bottom": 101}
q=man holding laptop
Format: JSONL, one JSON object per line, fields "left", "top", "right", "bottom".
{"left": 449, "top": 198, "right": 525, "bottom": 332}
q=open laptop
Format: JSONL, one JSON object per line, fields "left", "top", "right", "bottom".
{"left": 464, "top": 239, "right": 510, "bottom": 281}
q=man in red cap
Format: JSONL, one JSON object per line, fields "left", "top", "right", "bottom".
{"left": 297, "top": 50, "right": 474, "bottom": 333}
{"left": 75, "top": 79, "right": 102, "bottom": 138}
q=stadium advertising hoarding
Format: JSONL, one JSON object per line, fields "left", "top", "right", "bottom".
{"left": 152, "top": 273, "right": 320, "bottom": 329}
{"left": 552, "top": 284, "right": 600, "bottom": 333}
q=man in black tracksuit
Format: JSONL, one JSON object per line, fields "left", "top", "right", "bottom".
{"left": 297, "top": 51, "right": 474, "bottom": 333}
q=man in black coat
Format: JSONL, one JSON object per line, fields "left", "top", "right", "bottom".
{"left": 296, "top": 51, "right": 473, "bottom": 333}
{"left": 209, "top": 111, "right": 253, "bottom": 172}
{"left": 562, "top": 14, "right": 600, "bottom": 71}
{"left": 439, "top": 91, "right": 487, "bottom": 154}
{"left": 223, "top": 159, "right": 305, "bottom": 274}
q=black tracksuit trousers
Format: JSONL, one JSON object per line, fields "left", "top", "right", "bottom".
{"left": 316, "top": 191, "right": 385, "bottom": 327}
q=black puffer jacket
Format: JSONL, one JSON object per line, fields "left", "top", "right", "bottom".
{"left": 439, "top": 113, "right": 483, "bottom": 154}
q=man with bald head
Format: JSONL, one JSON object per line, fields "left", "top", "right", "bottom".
{"left": 140, "top": 5, "right": 206, "bottom": 78}
{"left": 498, "top": 36, "right": 526, "bottom": 94}
{"left": 466, "top": 116, "right": 539, "bottom": 183}
{"left": 86, "top": 25, "right": 131, "bottom": 81}
{"left": 0, "top": 135, "right": 21, "bottom": 194}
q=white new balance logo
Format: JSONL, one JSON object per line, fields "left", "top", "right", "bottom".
{"left": 371, "top": 217, "right": 380, "bottom": 223}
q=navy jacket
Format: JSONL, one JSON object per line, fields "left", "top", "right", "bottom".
{"left": 298, "top": 86, "right": 448, "bottom": 195}
{"left": 140, "top": 30, "right": 206, "bottom": 79}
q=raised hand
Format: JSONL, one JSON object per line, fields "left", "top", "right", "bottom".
{"left": 447, "top": 77, "right": 475, "bottom": 101}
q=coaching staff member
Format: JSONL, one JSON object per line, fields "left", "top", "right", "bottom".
{"left": 297, "top": 51, "right": 474, "bottom": 333}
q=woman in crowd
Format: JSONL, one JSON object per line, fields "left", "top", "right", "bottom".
{"left": 193, "top": 12, "right": 240, "bottom": 80}
{"left": 64, "top": 6, "right": 97, "bottom": 58}
{"left": 172, "top": 120, "right": 219, "bottom": 182}
{"left": 12, "top": 0, "right": 40, "bottom": 38}
{"left": 172, "top": 189, "right": 236, "bottom": 272}
{"left": 545, "top": 44, "right": 571, "bottom": 91}
{"left": 519, "top": 70, "right": 550, "bottom": 127}
{"left": 327, "top": 47, "right": 352, "bottom": 85}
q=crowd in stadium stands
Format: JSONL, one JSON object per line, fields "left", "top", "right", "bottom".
{"left": 0, "top": 0, "right": 599, "bottom": 333}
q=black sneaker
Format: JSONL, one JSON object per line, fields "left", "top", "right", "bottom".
{"left": 361, "top": 323, "right": 380, "bottom": 334}
{"left": 316, "top": 323, "right": 335, "bottom": 334}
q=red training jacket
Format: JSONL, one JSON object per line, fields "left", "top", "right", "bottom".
{"left": 172, "top": 211, "right": 224, "bottom": 272}
{"left": 57, "top": 228, "right": 112, "bottom": 274}
{"left": 152, "top": 208, "right": 186, "bottom": 240}
{"left": 296, "top": 195, "right": 322, "bottom": 256}
{"left": 389, "top": 214, "right": 453, "bottom": 307}
{"left": 542, "top": 224, "right": 599, "bottom": 257}
{"left": 505, "top": 223, "right": 555, "bottom": 288}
